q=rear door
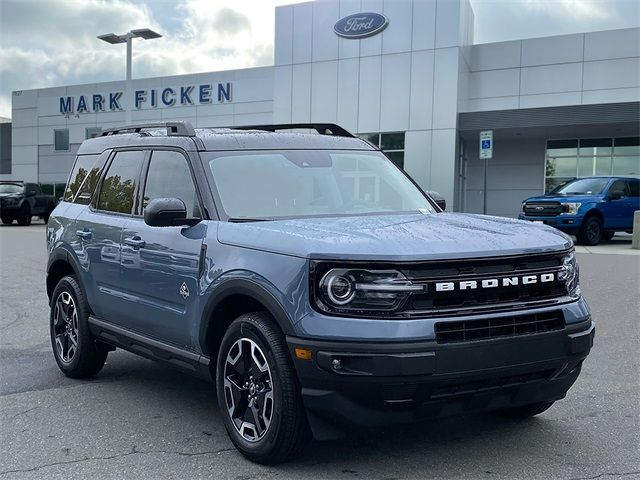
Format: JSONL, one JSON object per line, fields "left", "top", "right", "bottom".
{"left": 74, "top": 150, "right": 145, "bottom": 322}
{"left": 119, "top": 149, "right": 206, "bottom": 348}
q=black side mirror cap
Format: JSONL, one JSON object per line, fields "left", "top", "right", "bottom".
{"left": 144, "top": 198, "right": 200, "bottom": 227}
{"left": 426, "top": 191, "right": 446, "bottom": 211}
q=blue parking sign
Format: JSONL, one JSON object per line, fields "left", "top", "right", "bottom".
{"left": 479, "top": 130, "right": 493, "bottom": 159}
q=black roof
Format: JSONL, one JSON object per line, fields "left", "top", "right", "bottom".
{"left": 77, "top": 122, "right": 375, "bottom": 155}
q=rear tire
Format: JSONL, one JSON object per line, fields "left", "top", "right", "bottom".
{"left": 494, "top": 401, "right": 555, "bottom": 418}
{"left": 1, "top": 217, "right": 12, "bottom": 225}
{"left": 50, "top": 275, "right": 108, "bottom": 378}
{"left": 16, "top": 204, "right": 31, "bottom": 226}
{"left": 216, "top": 312, "right": 311, "bottom": 464}
{"left": 576, "top": 216, "right": 602, "bottom": 245}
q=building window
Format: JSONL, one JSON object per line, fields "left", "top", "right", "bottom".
{"left": 85, "top": 127, "right": 102, "bottom": 139}
{"left": 359, "top": 132, "right": 405, "bottom": 169}
{"left": 54, "top": 129, "right": 69, "bottom": 151}
{"left": 544, "top": 137, "right": 640, "bottom": 193}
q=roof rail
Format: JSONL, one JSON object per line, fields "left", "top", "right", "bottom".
{"left": 100, "top": 121, "right": 196, "bottom": 137}
{"left": 233, "top": 123, "right": 355, "bottom": 138}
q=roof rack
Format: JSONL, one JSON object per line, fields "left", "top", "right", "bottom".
{"left": 100, "top": 121, "right": 196, "bottom": 137}
{"left": 233, "top": 123, "right": 355, "bottom": 138}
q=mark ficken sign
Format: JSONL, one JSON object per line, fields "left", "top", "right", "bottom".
{"left": 59, "top": 82, "right": 232, "bottom": 115}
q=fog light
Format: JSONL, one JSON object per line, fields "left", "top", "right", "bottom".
{"left": 331, "top": 359, "right": 342, "bottom": 370}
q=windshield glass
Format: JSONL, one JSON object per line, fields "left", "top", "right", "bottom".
{"left": 0, "top": 184, "right": 24, "bottom": 194}
{"left": 551, "top": 178, "right": 609, "bottom": 195}
{"left": 206, "top": 150, "right": 435, "bottom": 219}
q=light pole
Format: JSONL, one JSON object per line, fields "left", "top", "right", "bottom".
{"left": 98, "top": 28, "right": 162, "bottom": 123}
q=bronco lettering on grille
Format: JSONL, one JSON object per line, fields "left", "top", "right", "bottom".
{"left": 434, "top": 273, "right": 555, "bottom": 292}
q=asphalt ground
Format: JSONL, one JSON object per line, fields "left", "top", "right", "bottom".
{"left": 1, "top": 222, "right": 639, "bottom": 480}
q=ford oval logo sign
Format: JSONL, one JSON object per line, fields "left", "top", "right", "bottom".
{"left": 334, "top": 12, "right": 388, "bottom": 39}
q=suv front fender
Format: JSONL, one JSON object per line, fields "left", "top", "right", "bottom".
{"left": 198, "top": 274, "right": 297, "bottom": 356}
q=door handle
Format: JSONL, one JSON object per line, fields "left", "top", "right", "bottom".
{"left": 124, "top": 236, "right": 146, "bottom": 248}
{"left": 76, "top": 229, "right": 92, "bottom": 240}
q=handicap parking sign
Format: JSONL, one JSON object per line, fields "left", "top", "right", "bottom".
{"left": 480, "top": 131, "right": 493, "bottom": 159}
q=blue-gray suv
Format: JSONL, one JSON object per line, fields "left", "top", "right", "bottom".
{"left": 46, "top": 122, "right": 594, "bottom": 464}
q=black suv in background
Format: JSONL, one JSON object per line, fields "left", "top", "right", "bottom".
{"left": 0, "top": 181, "right": 57, "bottom": 225}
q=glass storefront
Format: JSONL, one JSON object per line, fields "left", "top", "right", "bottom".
{"left": 545, "top": 137, "right": 640, "bottom": 193}
{"left": 359, "top": 132, "right": 405, "bottom": 169}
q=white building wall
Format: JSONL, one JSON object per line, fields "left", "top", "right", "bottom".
{"left": 461, "top": 27, "right": 640, "bottom": 112}
{"left": 274, "top": 0, "right": 474, "bottom": 209}
{"left": 7, "top": 67, "right": 274, "bottom": 183}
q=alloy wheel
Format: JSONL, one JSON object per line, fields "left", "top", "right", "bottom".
{"left": 53, "top": 291, "right": 79, "bottom": 363}
{"left": 223, "top": 338, "right": 274, "bottom": 442}
{"left": 587, "top": 219, "right": 601, "bottom": 243}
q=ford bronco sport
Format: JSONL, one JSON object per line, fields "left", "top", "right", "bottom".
{"left": 46, "top": 122, "right": 594, "bottom": 464}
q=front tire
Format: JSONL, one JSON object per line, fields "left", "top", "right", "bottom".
{"left": 493, "top": 401, "right": 555, "bottom": 418}
{"left": 50, "top": 275, "right": 108, "bottom": 378}
{"left": 1, "top": 217, "right": 12, "bottom": 225}
{"left": 216, "top": 312, "right": 310, "bottom": 464}
{"left": 576, "top": 216, "right": 602, "bottom": 245}
{"left": 602, "top": 231, "right": 615, "bottom": 241}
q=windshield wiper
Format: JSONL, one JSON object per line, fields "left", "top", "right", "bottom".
{"left": 227, "top": 217, "right": 273, "bottom": 223}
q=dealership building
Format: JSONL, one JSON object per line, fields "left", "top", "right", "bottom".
{"left": 5, "top": 0, "right": 640, "bottom": 217}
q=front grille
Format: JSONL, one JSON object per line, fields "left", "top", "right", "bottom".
{"left": 407, "top": 281, "right": 566, "bottom": 312}
{"left": 399, "top": 250, "right": 568, "bottom": 315}
{"left": 523, "top": 202, "right": 562, "bottom": 217}
{"left": 434, "top": 311, "right": 565, "bottom": 344}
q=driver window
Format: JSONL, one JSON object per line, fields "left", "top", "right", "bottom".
{"left": 609, "top": 180, "right": 629, "bottom": 197}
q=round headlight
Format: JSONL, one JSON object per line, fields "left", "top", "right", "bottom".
{"left": 325, "top": 273, "right": 355, "bottom": 305}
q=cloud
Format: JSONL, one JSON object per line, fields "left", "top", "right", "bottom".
{"left": 0, "top": 0, "right": 299, "bottom": 117}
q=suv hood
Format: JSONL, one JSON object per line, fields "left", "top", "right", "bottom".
{"left": 525, "top": 194, "right": 604, "bottom": 203}
{"left": 217, "top": 213, "right": 572, "bottom": 261}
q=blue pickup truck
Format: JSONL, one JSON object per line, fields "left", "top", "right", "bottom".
{"left": 520, "top": 176, "right": 640, "bottom": 245}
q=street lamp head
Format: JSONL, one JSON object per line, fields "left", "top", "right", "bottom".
{"left": 130, "top": 28, "right": 162, "bottom": 40}
{"left": 97, "top": 33, "right": 126, "bottom": 44}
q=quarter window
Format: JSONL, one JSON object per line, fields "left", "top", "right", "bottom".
{"left": 97, "top": 151, "right": 144, "bottom": 214}
{"left": 143, "top": 150, "right": 200, "bottom": 217}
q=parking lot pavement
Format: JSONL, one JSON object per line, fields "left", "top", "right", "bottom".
{"left": 1, "top": 224, "right": 639, "bottom": 480}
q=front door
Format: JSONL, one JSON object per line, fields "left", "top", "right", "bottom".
{"left": 119, "top": 149, "right": 206, "bottom": 349}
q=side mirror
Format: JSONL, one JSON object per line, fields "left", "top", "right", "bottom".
{"left": 144, "top": 198, "right": 200, "bottom": 227}
{"left": 608, "top": 190, "right": 624, "bottom": 200}
{"left": 426, "top": 191, "right": 446, "bottom": 211}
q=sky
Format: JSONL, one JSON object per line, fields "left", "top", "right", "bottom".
{"left": 0, "top": 0, "right": 639, "bottom": 119}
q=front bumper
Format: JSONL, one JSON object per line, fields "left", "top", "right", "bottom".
{"left": 518, "top": 213, "right": 583, "bottom": 231}
{"left": 287, "top": 317, "right": 594, "bottom": 437}
{"left": 0, "top": 203, "right": 22, "bottom": 216}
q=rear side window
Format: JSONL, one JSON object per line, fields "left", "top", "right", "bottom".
{"left": 628, "top": 180, "right": 639, "bottom": 197}
{"left": 64, "top": 154, "right": 107, "bottom": 204}
{"left": 143, "top": 150, "right": 200, "bottom": 217}
{"left": 97, "top": 151, "right": 144, "bottom": 214}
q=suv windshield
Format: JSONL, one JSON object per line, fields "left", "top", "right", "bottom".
{"left": 206, "top": 150, "right": 435, "bottom": 219}
{"left": 551, "top": 178, "right": 609, "bottom": 195}
{"left": 0, "top": 184, "right": 24, "bottom": 194}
